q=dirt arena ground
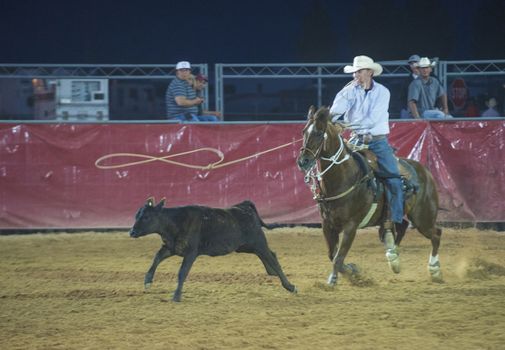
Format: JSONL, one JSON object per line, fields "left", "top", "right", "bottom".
{"left": 1, "top": 226, "right": 504, "bottom": 350}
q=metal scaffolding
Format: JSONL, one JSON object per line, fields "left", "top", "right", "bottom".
{"left": 0, "top": 64, "right": 210, "bottom": 115}
{"left": 1, "top": 60, "right": 504, "bottom": 118}
{"left": 215, "top": 60, "right": 505, "bottom": 116}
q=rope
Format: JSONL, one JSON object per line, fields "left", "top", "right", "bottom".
{"left": 95, "top": 139, "right": 303, "bottom": 171}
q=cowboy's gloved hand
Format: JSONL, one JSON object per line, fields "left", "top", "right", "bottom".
{"left": 363, "top": 133, "right": 373, "bottom": 144}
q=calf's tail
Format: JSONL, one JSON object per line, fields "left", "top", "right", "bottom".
{"left": 244, "top": 200, "right": 280, "bottom": 230}
{"left": 261, "top": 222, "right": 283, "bottom": 230}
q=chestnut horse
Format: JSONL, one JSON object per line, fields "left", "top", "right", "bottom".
{"left": 296, "top": 106, "right": 443, "bottom": 285}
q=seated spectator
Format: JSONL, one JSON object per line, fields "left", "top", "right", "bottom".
{"left": 481, "top": 97, "right": 500, "bottom": 118}
{"left": 464, "top": 97, "right": 481, "bottom": 117}
{"left": 188, "top": 74, "right": 221, "bottom": 121}
{"left": 165, "top": 61, "right": 204, "bottom": 122}
{"left": 407, "top": 57, "right": 452, "bottom": 119}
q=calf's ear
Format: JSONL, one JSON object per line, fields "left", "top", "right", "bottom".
{"left": 146, "top": 197, "right": 155, "bottom": 207}
{"left": 156, "top": 198, "right": 166, "bottom": 209}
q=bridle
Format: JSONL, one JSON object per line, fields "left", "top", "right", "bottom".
{"left": 317, "top": 134, "right": 351, "bottom": 179}
{"left": 301, "top": 121, "right": 350, "bottom": 180}
{"left": 299, "top": 121, "right": 324, "bottom": 161}
{"left": 301, "top": 121, "right": 371, "bottom": 202}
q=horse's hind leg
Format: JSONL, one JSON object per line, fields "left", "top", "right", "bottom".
{"left": 418, "top": 225, "right": 443, "bottom": 282}
{"left": 395, "top": 219, "right": 410, "bottom": 246}
{"left": 428, "top": 227, "right": 443, "bottom": 282}
{"left": 381, "top": 221, "right": 401, "bottom": 274}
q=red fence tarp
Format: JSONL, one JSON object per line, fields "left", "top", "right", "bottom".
{"left": 1, "top": 120, "right": 504, "bottom": 229}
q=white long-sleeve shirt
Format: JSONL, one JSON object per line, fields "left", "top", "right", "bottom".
{"left": 329, "top": 80, "right": 391, "bottom": 136}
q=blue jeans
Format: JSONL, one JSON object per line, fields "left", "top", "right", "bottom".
{"left": 197, "top": 115, "right": 219, "bottom": 122}
{"left": 367, "top": 138, "right": 404, "bottom": 224}
{"left": 173, "top": 114, "right": 219, "bottom": 122}
{"left": 422, "top": 109, "right": 449, "bottom": 119}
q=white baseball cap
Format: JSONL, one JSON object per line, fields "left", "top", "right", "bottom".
{"left": 175, "top": 61, "right": 191, "bottom": 70}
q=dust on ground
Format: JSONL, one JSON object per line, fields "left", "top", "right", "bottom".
{"left": 1, "top": 227, "right": 504, "bottom": 350}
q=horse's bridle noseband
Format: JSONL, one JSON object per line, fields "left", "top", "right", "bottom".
{"left": 302, "top": 122, "right": 350, "bottom": 178}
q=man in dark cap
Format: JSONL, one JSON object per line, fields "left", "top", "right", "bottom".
{"left": 399, "top": 54, "right": 421, "bottom": 118}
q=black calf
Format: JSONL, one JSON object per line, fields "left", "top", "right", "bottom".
{"left": 129, "top": 197, "right": 296, "bottom": 302}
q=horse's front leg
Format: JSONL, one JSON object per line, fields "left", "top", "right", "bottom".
{"left": 328, "top": 225, "right": 358, "bottom": 286}
{"left": 322, "top": 222, "right": 339, "bottom": 285}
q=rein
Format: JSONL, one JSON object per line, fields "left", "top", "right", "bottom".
{"left": 317, "top": 136, "right": 350, "bottom": 180}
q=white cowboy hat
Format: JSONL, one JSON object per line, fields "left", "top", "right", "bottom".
{"left": 344, "top": 55, "right": 383, "bottom": 76}
{"left": 417, "top": 57, "right": 436, "bottom": 68}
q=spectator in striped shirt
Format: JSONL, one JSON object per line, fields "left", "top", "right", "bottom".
{"left": 165, "top": 61, "right": 204, "bottom": 121}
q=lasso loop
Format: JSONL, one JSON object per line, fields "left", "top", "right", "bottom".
{"left": 95, "top": 139, "right": 302, "bottom": 171}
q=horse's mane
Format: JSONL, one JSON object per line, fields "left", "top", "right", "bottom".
{"left": 322, "top": 120, "right": 345, "bottom": 152}
{"left": 304, "top": 106, "right": 346, "bottom": 150}
{"left": 326, "top": 121, "right": 344, "bottom": 137}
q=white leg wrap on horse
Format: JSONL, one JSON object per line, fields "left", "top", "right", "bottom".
{"left": 428, "top": 254, "right": 439, "bottom": 266}
{"left": 428, "top": 254, "right": 443, "bottom": 281}
{"left": 384, "top": 230, "right": 396, "bottom": 250}
{"left": 327, "top": 272, "right": 337, "bottom": 286}
{"left": 384, "top": 230, "right": 400, "bottom": 273}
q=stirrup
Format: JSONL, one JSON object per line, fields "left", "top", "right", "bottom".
{"left": 383, "top": 220, "right": 393, "bottom": 230}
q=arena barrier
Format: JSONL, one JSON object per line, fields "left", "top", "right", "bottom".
{"left": 1, "top": 120, "right": 504, "bottom": 229}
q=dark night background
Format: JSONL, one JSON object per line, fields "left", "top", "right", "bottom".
{"left": 1, "top": 0, "right": 505, "bottom": 64}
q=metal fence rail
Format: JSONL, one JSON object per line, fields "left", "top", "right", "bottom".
{"left": 216, "top": 60, "right": 505, "bottom": 116}
{"left": 0, "top": 63, "right": 208, "bottom": 79}
{"left": 437, "top": 60, "right": 505, "bottom": 92}
{"left": 215, "top": 61, "right": 419, "bottom": 115}
{"left": 0, "top": 63, "right": 209, "bottom": 116}
{"left": 1, "top": 60, "right": 504, "bottom": 119}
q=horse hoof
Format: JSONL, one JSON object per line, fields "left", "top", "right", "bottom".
{"left": 386, "top": 249, "right": 401, "bottom": 274}
{"left": 429, "top": 263, "right": 443, "bottom": 283}
{"left": 347, "top": 263, "right": 360, "bottom": 275}
{"left": 291, "top": 286, "right": 298, "bottom": 294}
{"left": 144, "top": 282, "right": 152, "bottom": 290}
{"left": 431, "top": 273, "right": 444, "bottom": 283}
